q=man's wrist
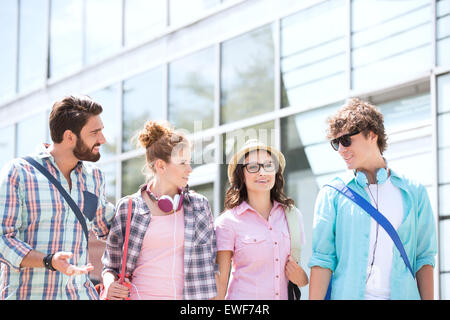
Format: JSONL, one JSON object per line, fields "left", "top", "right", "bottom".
{"left": 43, "top": 253, "right": 56, "bottom": 271}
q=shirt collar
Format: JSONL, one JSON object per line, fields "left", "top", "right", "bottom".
{"left": 35, "top": 143, "right": 84, "bottom": 170}
{"left": 234, "top": 200, "right": 282, "bottom": 216}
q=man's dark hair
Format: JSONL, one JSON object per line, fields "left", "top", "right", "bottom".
{"left": 49, "top": 95, "right": 103, "bottom": 143}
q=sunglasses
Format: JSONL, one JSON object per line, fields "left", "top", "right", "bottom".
{"left": 330, "top": 131, "right": 360, "bottom": 151}
{"left": 243, "top": 161, "right": 276, "bottom": 173}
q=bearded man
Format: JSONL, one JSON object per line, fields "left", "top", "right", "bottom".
{"left": 0, "top": 95, "right": 115, "bottom": 299}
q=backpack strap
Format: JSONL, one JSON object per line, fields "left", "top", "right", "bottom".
{"left": 285, "top": 205, "right": 302, "bottom": 264}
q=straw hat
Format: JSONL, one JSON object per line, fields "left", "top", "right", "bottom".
{"left": 227, "top": 139, "right": 286, "bottom": 184}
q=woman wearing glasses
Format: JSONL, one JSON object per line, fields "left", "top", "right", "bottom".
{"left": 214, "top": 139, "right": 308, "bottom": 300}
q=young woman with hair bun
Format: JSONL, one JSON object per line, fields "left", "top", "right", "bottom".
{"left": 101, "top": 120, "right": 218, "bottom": 300}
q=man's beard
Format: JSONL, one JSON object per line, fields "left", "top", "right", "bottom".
{"left": 73, "top": 136, "right": 101, "bottom": 162}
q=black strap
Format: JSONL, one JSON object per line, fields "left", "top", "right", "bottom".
{"left": 288, "top": 281, "right": 301, "bottom": 300}
{"left": 23, "top": 156, "right": 89, "bottom": 244}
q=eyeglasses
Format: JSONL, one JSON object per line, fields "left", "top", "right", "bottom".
{"left": 330, "top": 131, "right": 360, "bottom": 151}
{"left": 243, "top": 161, "right": 276, "bottom": 173}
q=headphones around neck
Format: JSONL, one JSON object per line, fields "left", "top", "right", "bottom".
{"left": 146, "top": 184, "right": 184, "bottom": 213}
{"left": 354, "top": 167, "right": 389, "bottom": 187}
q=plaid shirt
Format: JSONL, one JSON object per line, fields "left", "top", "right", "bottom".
{"left": 102, "top": 186, "right": 218, "bottom": 299}
{"left": 0, "top": 146, "right": 115, "bottom": 300}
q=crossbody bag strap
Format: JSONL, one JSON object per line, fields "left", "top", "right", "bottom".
{"left": 120, "top": 197, "right": 133, "bottom": 283}
{"left": 325, "top": 179, "right": 415, "bottom": 279}
{"left": 23, "top": 156, "right": 90, "bottom": 244}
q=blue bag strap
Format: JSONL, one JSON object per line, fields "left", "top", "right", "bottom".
{"left": 325, "top": 179, "right": 415, "bottom": 279}
{"left": 23, "top": 156, "right": 90, "bottom": 244}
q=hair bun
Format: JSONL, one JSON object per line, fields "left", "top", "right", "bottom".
{"left": 137, "top": 121, "right": 171, "bottom": 149}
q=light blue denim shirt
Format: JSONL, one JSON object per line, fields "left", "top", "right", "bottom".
{"left": 308, "top": 170, "right": 437, "bottom": 300}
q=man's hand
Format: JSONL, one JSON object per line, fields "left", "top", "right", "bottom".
{"left": 52, "top": 251, "right": 94, "bottom": 276}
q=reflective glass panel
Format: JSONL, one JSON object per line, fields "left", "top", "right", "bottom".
{"left": 16, "top": 112, "right": 47, "bottom": 158}
{"left": 438, "top": 73, "right": 450, "bottom": 113}
{"left": 0, "top": 0, "right": 17, "bottom": 103}
{"left": 101, "top": 162, "right": 117, "bottom": 204}
{"left": 281, "top": 0, "right": 346, "bottom": 108}
{"left": 191, "top": 135, "right": 215, "bottom": 168}
{"left": 352, "top": 0, "right": 432, "bottom": 90}
{"left": 123, "top": 67, "right": 164, "bottom": 152}
{"left": 0, "top": 125, "right": 15, "bottom": 170}
{"left": 438, "top": 113, "right": 450, "bottom": 148}
{"left": 439, "top": 148, "right": 450, "bottom": 184}
{"left": 441, "top": 272, "right": 450, "bottom": 299}
{"left": 89, "top": 84, "right": 121, "bottom": 159}
{"left": 18, "top": 0, "right": 48, "bottom": 93}
{"left": 378, "top": 94, "right": 431, "bottom": 132}
{"left": 440, "top": 184, "right": 450, "bottom": 216}
{"left": 122, "top": 156, "right": 146, "bottom": 197}
{"left": 169, "top": 47, "right": 215, "bottom": 133}
{"left": 440, "top": 219, "right": 450, "bottom": 271}
{"left": 169, "top": 0, "right": 220, "bottom": 26}
{"left": 49, "top": 0, "right": 83, "bottom": 79}
{"left": 124, "top": 0, "right": 166, "bottom": 46}
{"left": 221, "top": 25, "right": 275, "bottom": 124}
{"left": 437, "top": 0, "right": 450, "bottom": 66}
{"left": 85, "top": 0, "right": 122, "bottom": 64}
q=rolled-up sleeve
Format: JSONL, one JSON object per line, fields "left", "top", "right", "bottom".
{"left": 0, "top": 163, "right": 33, "bottom": 271}
{"left": 308, "top": 186, "right": 338, "bottom": 272}
{"left": 414, "top": 184, "right": 437, "bottom": 273}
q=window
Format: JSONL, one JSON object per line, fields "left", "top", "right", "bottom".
{"left": 18, "top": 0, "right": 48, "bottom": 93}
{"left": 438, "top": 74, "right": 450, "bottom": 204}
{"left": 16, "top": 112, "right": 47, "bottom": 158}
{"left": 101, "top": 162, "right": 117, "bottom": 204}
{"left": 0, "top": 125, "right": 15, "bottom": 169}
{"left": 89, "top": 85, "right": 121, "bottom": 160}
{"left": 437, "top": 0, "right": 450, "bottom": 66}
{"left": 124, "top": 0, "right": 166, "bottom": 46}
{"left": 221, "top": 25, "right": 275, "bottom": 124}
{"left": 169, "top": 47, "right": 215, "bottom": 133}
{"left": 352, "top": 0, "right": 432, "bottom": 90}
{"left": 122, "top": 67, "right": 164, "bottom": 152}
{"left": 122, "top": 156, "right": 146, "bottom": 197}
{"left": 49, "top": 0, "right": 83, "bottom": 79}
{"left": 281, "top": 0, "right": 346, "bottom": 108}
{"left": 85, "top": 0, "right": 122, "bottom": 65}
{"left": 0, "top": 0, "right": 18, "bottom": 103}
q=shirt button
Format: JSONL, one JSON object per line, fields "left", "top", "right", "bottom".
{"left": 276, "top": 275, "right": 279, "bottom": 278}
{"left": 274, "top": 241, "right": 278, "bottom": 245}
{"left": 275, "top": 293, "right": 279, "bottom": 296}
{"left": 275, "top": 258, "right": 279, "bottom": 262}
{"left": 269, "top": 227, "right": 273, "bottom": 230}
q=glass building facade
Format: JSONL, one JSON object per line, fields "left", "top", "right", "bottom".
{"left": 0, "top": 0, "right": 449, "bottom": 299}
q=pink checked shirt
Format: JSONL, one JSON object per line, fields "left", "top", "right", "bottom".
{"left": 215, "top": 201, "right": 303, "bottom": 300}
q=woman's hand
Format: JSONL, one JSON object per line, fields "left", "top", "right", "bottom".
{"left": 105, "top": 278, "right": 131, "bottom": 300}
{"left": 285, "top": 256, "right": 309, "bottom": 287}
